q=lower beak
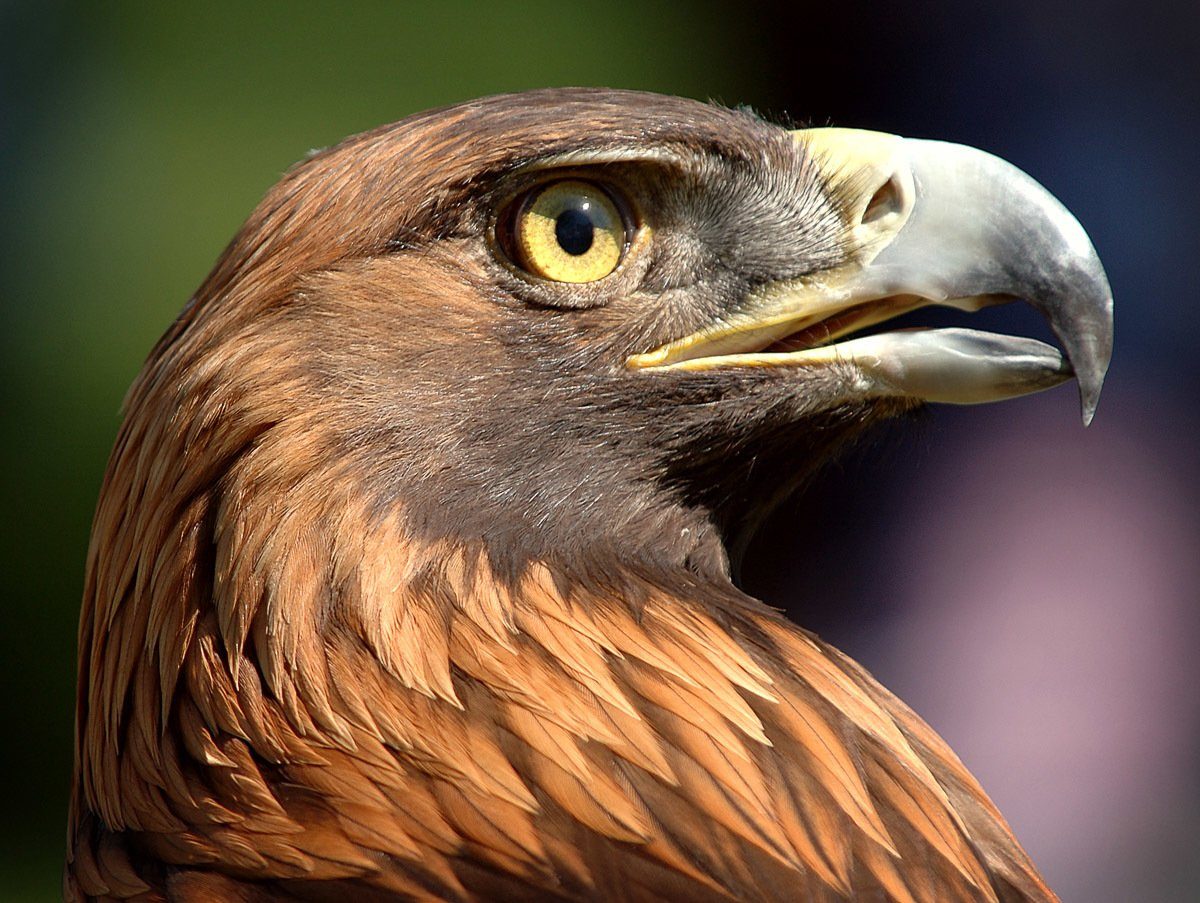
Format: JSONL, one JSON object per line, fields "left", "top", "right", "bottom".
{"left": 628, "top": 129, "right": 1114, "bottom": 425}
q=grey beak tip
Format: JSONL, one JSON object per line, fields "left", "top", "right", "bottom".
{"left": 1044, "top": 262, "right": 1113, "bottom": 430}
{"left": 1072, "top": 355, "right": 1107, "bottom": 427}
{"left": 1080, "top": 372, "right": 1106, "bottom": 426}
{"left": 1075, "top": 301, "right": 1113, "bottom": 428}
{"left": 1076, "top": 347, "right": 1109, "bottom": 426}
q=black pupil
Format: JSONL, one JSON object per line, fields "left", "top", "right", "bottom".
{"left": 555, "top": 207, "right": 595, "bottom": 256}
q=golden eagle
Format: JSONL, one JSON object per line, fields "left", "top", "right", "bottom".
{"left": 67, "top": 89, "right": 1112, "bottom": 902}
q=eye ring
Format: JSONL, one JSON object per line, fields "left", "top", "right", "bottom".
{"left": 498, "top": 180, "right": 633, "bottom": 283}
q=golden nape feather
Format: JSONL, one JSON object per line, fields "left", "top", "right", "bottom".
{"left": 68, "top": 89, "right": 1112, "bottom": 901}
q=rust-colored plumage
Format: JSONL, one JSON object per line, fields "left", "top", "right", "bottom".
{"left": 68, "top": 89, "right": 1108, "bottom": 901}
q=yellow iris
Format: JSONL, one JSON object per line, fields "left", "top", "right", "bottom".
{"left": 514, "top": 180, "right": 625, "bottom": 283}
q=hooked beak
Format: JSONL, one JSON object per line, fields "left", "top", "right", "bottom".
{"left": 628, "top": 129, "right": 1114, "bottom": 425}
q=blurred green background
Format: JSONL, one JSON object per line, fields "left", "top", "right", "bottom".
{"left": 3, "top": 2, "right": 1198, "bottom": 901}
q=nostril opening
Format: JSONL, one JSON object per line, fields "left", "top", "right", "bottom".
{"left": 862, "top": 175, "right": 903, "bottom": 225}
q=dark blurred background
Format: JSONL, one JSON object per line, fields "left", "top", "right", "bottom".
{"left": 2, "top": 1, "right": 1196, "bottom": 900}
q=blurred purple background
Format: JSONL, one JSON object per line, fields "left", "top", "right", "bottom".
{"left": 2, "top": 1, "right": 1196, "bottom": 899}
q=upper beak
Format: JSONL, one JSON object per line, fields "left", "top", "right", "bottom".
{"left": 628, "top": 129, "right": 1114, "bottom": 425}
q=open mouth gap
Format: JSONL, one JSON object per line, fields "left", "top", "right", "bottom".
{"left": 626, "top": 288, "right": 1072, "bottom": 386}
{"left": 759, "top": 298, "right": 902, "bottom": 355}
{"left": 753, "top": 295, "right": 1060, "bottom": 357}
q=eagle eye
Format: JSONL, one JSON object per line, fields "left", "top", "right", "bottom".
{"left": 500, "top": 180, "right": 631, "bottom": 283}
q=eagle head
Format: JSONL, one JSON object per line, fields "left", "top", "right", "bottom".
{"left": 69, "top": 89, "right": 1111, "bottom": 902}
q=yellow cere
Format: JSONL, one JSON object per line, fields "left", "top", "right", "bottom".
{"left": 516, "top": 180, "right": 625, "bottom": 283}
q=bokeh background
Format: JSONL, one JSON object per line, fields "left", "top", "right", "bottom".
{"left": 3, "top": 1, "right": 1197, "bottom": 899}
